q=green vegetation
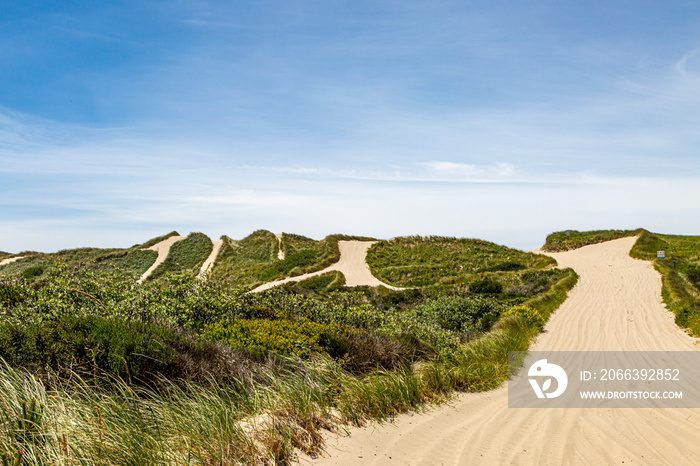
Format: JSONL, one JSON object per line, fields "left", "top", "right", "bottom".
{"left": 367, "top": 236, "right": 555, "bottom": 289}
{"left": 0, "top": 242, "right": 161, "bottom": 281}
{"left": 0, "top": 230, "right": 579, "bottom": 464}
{"left": 0, "top": 315, "right": 245, "bottom": 388}
{"left": 210, "top": 230, "right": 279, "bottom": 288}
{"left": 629, "top": 230, "right": 700, "bottom": 335}
{"left": 542, "top": 228, "right": 642, "bottom": 251}
{"left": 295, "top": 271, "right": 346, "bottom": 293}
{"left": 211, "top": 232, "right": 374, "bottom": 289}
{"left": 279, "top": 233, "right": 376, "bottom": 276}
{"left": 147, "top": 232, "right": 213, "bottom": 280}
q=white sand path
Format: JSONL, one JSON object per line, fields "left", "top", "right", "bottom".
{"left": 0, "top": 256, "right": 24, "bottom": 267}
{"left": 251, "top": 241, "right": 401, "bottom": 293}
{"left": 137, "top": 235, "right": 186, "bottom": 283}
{"left": 300, "top": 236, "right": 700, "bottom": 465}
{"left": 276, "top": 234, "right": 285, "bottom": 260}
{"left": 198, "top": 239, "right": 223, "bottom": 278}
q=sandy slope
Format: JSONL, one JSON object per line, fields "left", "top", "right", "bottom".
{"left": 137, "top": 235, "right": 186, "bottom": 283}
{"left": 0, "top": 256, "right": 24, "bottom": 267}
{"left": 199, "top": 239, "right": 223, "bottom": 278}
{"left": 251, "top": 241, "right": 401, "bottom": 292}
{"left": 300, "top": 236, "right": 700, "bottom": 465}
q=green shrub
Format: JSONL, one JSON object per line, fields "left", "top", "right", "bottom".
{"left": 412, "top": 295, "right": 507, "bottom": 334}
{"left": 0, "top": 316, "right": 247, "bottom": 387}
{"left": 203, "top": 319, "right": 339, "bottom": 358}
{"left": 469, "top": 277, "right": 503, "bottom": 294}
{"left": 21, "top": 266, "right": 44, "bottom": 280}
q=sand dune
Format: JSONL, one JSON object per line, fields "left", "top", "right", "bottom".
{"left": 137, "top": 235, "right": 186, "bottom": 283}
{"left": 251, "top": 241, "right": 401, "bottom": 292}
{"left": 300, "top": 236, "right": 700, "bottom": 465}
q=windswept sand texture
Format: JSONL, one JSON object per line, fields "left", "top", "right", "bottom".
{"left": 199, "top": 239, "right": 223, "bottom": 277}
{"left": 0, "top": 256, "right": 24, "bottom": 267}
{"left": 301, "top": 236, "right": 700, "bottom": 465}
{"left": 252, "top": 241, "right": 402, "bottom": 292}
{"left": 137, "top": 235, "right": 186, "bottom": 283}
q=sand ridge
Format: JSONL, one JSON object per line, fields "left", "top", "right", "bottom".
{"left": 137, "top": 235, "right": 186, "bottom": 283}
{"left": 299, "top": 236, "right": 700, "bottom": 465}
{"left": 251, "top": 241, "right": 401, "bottom": 292}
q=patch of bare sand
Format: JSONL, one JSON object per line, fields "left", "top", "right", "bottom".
{"left": 199, "top": 239, "right": 223, "bottom": 278}
{"left": 299, "top": 236, "right": 700, "bottom": 465}
{"left": 276, "top": 233, "right": 285, "bottom": 260}
{"left": 251, "top": 241, "right": 401, "bottom": 292}
{"left": 137, "top": 235, "right": 186, "bottom": 283}
{"left": 0, "top": 256, "right": 24, "bottom": 267}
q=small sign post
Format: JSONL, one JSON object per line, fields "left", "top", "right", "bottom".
{"left": 566, "top": 230, "right": 570, "bottom": 237}
{"left": 657, "top": 250, "right": 665, "bottom": 259}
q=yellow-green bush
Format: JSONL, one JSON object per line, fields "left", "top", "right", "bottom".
{"left": 202, "top": 319, "right": 340, "bottom": 358}
{"left": 503, "top": 304, "right": 545, "bottom": 330}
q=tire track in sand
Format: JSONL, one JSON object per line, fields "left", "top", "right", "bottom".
{"left": 300, "top": 236, "right": 700, "bottom": 465}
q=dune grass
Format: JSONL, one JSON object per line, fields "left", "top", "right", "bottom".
{"left": 210, "top": 230, "right": 279, "bottom": 288}
{"left": 148, "top": 233, "right": 213, "bottom": 280}
{"left": 0, "top": 245, "right": 159, "bottom": 281}
{"left": 542, "top": 228, "right": 643, "bottom": 252}
{"left": 366, "top": 236, "right": 555, "bottom": 288}
{"left": 211, "top": 232, "right": 374, "bottom": 290}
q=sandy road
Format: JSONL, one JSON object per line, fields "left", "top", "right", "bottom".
{"left": 301, "top": 236, "right": 700, "bottom": 465}
{"left": 251, "top": 241, "right": 401, "bottom": 292}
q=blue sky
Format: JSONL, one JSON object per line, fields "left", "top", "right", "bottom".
{"left": 2, "top": 1, "right": 700, "bottom": 252}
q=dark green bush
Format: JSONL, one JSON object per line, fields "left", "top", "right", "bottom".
{"left": 0, "top": 281, "right": 26, "bottom": 307}
{"left": 21, "top": 266, "right": 44, "bottom": 280}
{"left": 412, "top": 295, "right": 508, "bottom": 334}
{"left": 469, "top": 277, "right": 503, "bottom": 295}
{"left": 482, "top": 261, "right": 524, "bottom": 272}
{"left": 683, "top": 264, "right": 700, "bottom": 286}
{"left": 0, "top": 316, "right": 249, "bottom": 387}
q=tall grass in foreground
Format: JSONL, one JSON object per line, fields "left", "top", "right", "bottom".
{"left": 0, "top": 318, "right": 532, "bottom": 465}
{"left": 0, "top": 267, "right": 578, "bottom": 464}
